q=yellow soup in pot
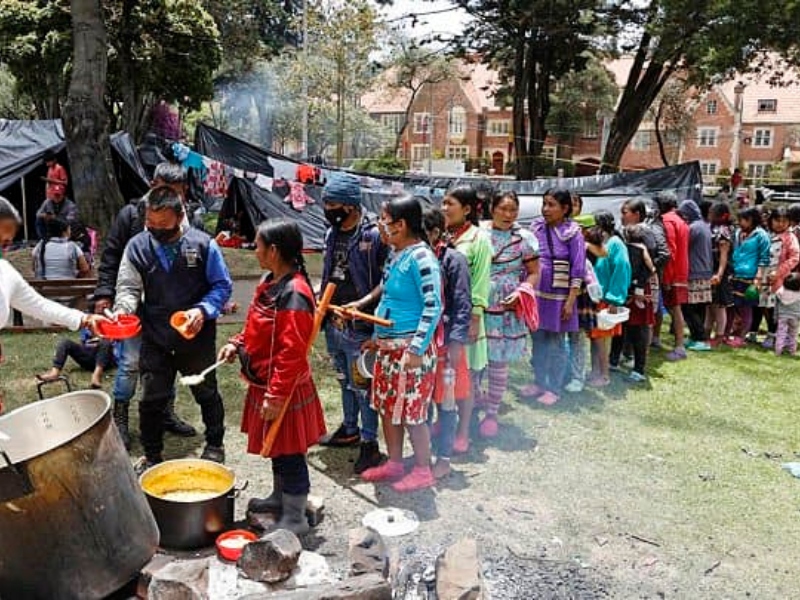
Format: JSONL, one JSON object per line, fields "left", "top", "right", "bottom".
{"left": 141, "top": 461, "right": 234, "bottom": 502}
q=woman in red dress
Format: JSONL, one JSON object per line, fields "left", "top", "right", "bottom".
{"left": 218, "top": 219, "right": 326, "bottom": 536}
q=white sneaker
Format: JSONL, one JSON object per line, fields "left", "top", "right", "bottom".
{"left": 621, "top": 356, "right": 635, "bottom": 369}
{"left": 564, "top": 379, "right": 584, "bottom": 393}
{"left": 627, "top": 371, "right": 647, "bottom": 383}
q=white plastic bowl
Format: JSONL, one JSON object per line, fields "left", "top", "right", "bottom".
{"left": 356, "top": 350, "right": 377, "bottom": 379}
{"left": 596, "top": 306, "right": 630, "bottom": 330}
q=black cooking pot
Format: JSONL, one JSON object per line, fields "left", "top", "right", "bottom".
{"left": 139, "top": 458, "right": 245, "bottom": 550}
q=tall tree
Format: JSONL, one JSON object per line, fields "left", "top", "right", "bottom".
{"left": 649, "top": 77, "right": 695, "bottom": 167}
{"left": 600, "top": 0, "right": 798, "bottom": 172}
{"left": 62, "top": 0, "right": 123, "bottom": 230}
{"left": 546, "top": 57, "right": 617, "bottom": 164}
{"left": 377, "top": 33, "right": 454, "bottom": 155}
{"left": 452, "top": 0, "right": 612, "bottom": 180}
{"left": 0, "top": 0, "right": 221, "bottom": 139}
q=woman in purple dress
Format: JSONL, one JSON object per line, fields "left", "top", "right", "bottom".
{"left": 520, "top": 188, "right": 586, "bottom": 405}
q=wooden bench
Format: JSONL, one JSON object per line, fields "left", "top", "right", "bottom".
{"left": 9, "top": 278, "right": 98, "bottom": 332}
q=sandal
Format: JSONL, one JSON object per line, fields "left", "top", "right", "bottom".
{"left": 35, "top": 373, "right": 61, "bottom": 383}
{"left": 478, "top": 416, "right": 499, "bottom": 438}
{"left": 586, "top": 376, "right": 610, "bottom": 388}
{"left": 392, "top": 466, "right": 435, "bottom": 493}
{"left": 518, "top": 383, "right": 545, "bottom": 397}
{"left": 361, "top": 460, "right": 404, "bottom": 482}
{"left": 452, "top": 434, "right": 470, "bottom": 454}
{"left": 537, "top": 391, "right": 560, "bottom": 406}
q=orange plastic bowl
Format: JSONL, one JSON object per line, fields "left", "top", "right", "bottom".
{"left": 216, "top": 529, "right": 258, "bottom": 561}
{"left": 97, "top": 314, "right": 141, "bottom": 340}
{"left": 170, "top": 311, "right": 197, "bottom": 339}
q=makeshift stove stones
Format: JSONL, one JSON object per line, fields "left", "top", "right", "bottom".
{"left": 137, "top": 527, "right": 485, "bottom": 600}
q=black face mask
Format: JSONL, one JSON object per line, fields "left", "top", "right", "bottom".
{"left": 324, "top": 207, "right": 350, "bottom": 227}
{"left": 149, "top": 226, "right": 180, "bottom": 243}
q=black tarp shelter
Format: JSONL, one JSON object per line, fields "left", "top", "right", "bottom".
{"left": 0, "top": 119, "right": 149, "bottom": 241}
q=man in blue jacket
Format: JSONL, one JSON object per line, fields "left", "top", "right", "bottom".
{"left": 114, "top": 185, "right": 233, "bottom": 471}
{"left": 319, "top": 173, "right": 388, "bottom": 474}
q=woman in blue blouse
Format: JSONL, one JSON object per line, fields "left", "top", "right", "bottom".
{"left": 726, "top": 207, "right": 771, "bottom": 346}
{"left": 361, "top": 196, "right": 443, "bottom": 492}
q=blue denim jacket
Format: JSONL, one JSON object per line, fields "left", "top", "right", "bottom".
{"left": 320, "top": 212, "right": 388, "bottom": 318}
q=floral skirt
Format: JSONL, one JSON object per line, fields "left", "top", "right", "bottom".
{"left": 372, "top": 339, "right": 437, "bottom": 426}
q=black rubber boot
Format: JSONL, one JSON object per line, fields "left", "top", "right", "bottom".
{"left": 270, "top": 493, "right": 310, "bottom": 537}
{"left": 163, "top": 397, "right": 197, "bottom": 437}
{"left": 113, "top": 401, "right": 131, "bottom": 450}
{"left": 354, "top": 440, "right": 384, "bottom": 475}
{"left": 247, "top": 474, "right": 283, "bottom": 514}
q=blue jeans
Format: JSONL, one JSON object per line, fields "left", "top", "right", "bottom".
{"left": 324, "top": 322, "right": 378, "bottom": 442}
{"left": 531, "top": 330, "right": 568, "bottom": 394}
{"left": 428, "top": 404, "right": 458, "bottom": 460}
{"left": 113, "top": 334, "right": 141, "bottom": 404}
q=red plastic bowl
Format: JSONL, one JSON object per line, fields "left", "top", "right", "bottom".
{"left": 97, "top": 314, "right": 141, "bottom": 340}
{"left": 216, "top": 529, "right": 258, "bottom": 562}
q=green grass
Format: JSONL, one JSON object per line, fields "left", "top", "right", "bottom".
{"left": 1, "top": 324, "right": 798, "bottom": 595}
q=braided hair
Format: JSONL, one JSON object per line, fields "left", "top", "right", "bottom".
{"left": 256, "top": 218, "right": 313, "bottom": 292}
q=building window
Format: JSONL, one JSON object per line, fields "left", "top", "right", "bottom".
{"left": 413, "top": 113, "right": 430, "bottom": 134}
{"left": 631, "top": 130, "right": 651, "bottom": 151}
{"left": 380, "top": 113, "right": 404, "bottom": 134}
{"left": 411, "top": 144, "right": 430, "bottom": 162}
{"left": 753, "top": 128, "right": 773, "bottom": 148}
{"left": 757, "top": 99, "right": 777, "bottom": 113}
{"left": 446, "top": 145, "right": 469, "bottom": 160}
{"left": 541, "top": 145, "right": 556, "bottom": 162}
{"left": 706, "top": 100, "right": 717, "bottom": 115}
{"left": 697, "top": 128, "right": 718, "bottom": 147}
{"left": 487, "top": 119, "right": 511, "bottom": 137}
{"left": 582, "top": 121, "right": 599, "bottom": 139}
{"left": 745, "top": 162, "right": 770, "bottom": 180}
{"left": 449, "top": 106, "right": 466, "bottom": 136}
{"left": 700, "top": 161, "right": 719, "bottom": 179}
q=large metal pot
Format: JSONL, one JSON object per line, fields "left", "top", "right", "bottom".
{"left": 0, "top": 391, "right": 159, "bottom": 600}
{"left": 140, "top": 458, "right": 240, "bottom": 549}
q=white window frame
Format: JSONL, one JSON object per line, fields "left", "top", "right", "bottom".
{"left": 582, "top": 121, "right": 599, "bottom": 139}
{"left": 753, "top": 128, "right": 773, "bottom": 148}
{"left": 745, "top": 162, "right": 770, "bottom": 181}
{"left": 697, "top": 127, "right": 718, "bottom": 147}
{"left": 380, "top": 113, "right": 404, "bottom": 134}
{"left": 446, "top": 145, "right": 470, "bottom": 160}
{"left": 631, "top": 130, "right": 651, "bottom": 151}
{"left": 487, "top": 119, "right": 511, "bottom": 137}
{"left": 706, "top": 100, "right": 717, "bottom": 115}
{"left": 449, "top": 106, "right": 466, "bottom": 136}
{"left": 757, "top": 99, "right": 777, "bottom": 113}
{"left": 541, "top": 145, "right": 556, "bottom": 161}
{"left": 411, "top": 144, "right": 430, "bottom": 162}
{"left": 413, "top": 112, "right": 430, "bottom": 134}
{"left": 700, "top": 161, "right": 720, "bottom": 180}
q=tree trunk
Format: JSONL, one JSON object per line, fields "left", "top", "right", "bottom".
{"left": 62, "top": 0, "right": 125, "bottom": 232}
{"left": 653, "top": 100, "right": 670, "bottom": 166}
{"left": 512, "top": 32, "right": 531, "bottom": 180}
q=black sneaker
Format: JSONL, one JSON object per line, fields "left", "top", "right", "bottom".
{"left": 319, "top": 424, "right": 360, "bottom": 447}
{"left": 353, "top": 440, "right": 384, "bottom": 474}
{"left": 201, "top": 444, "right": 225, "bottom": 464}
{"left": 163, "top": 413, "right": 197, "bottom": 437}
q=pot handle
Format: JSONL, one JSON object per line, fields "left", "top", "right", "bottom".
{"left": 230, "top": 479, "right": 249, "bottom": 498}
{"left": 0, "top": 451, "right": 35, "bottom": 503}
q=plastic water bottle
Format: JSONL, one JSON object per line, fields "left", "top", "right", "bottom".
{"left": 442, "top": 367, "right": 456, "bottom": 410}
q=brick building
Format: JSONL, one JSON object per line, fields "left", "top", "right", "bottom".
{"left": 364, "top": 56, "right": 800, "bottom": 182}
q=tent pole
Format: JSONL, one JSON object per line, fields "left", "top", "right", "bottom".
{"left": 21, "top": 174, "right": 28, "bottom": 241}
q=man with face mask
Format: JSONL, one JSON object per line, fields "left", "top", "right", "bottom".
{"left": 318, "top": 173, "right": 388, "bottom": 475}
{"left": 94, "top": 162, "right": 198, "bottom": 449}
{"left": 114, "top": 186, "right": 232, "bottom": 472}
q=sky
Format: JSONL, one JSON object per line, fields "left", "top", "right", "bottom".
{"left": 374, "top": 0, "right": 471, "bottom": 40}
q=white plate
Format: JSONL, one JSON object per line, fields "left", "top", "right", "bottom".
{"left": 361, "top": 507, "right": 419, "bottom": 537}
